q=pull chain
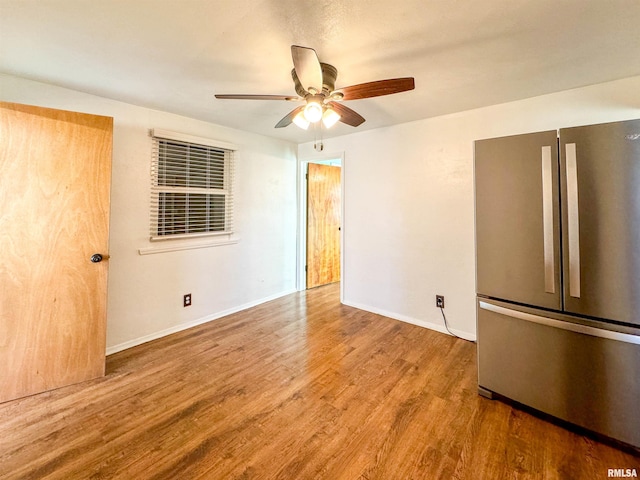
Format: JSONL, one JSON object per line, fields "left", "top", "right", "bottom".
{"left": 313, "top": 121, "right": 324, "bottom": 151}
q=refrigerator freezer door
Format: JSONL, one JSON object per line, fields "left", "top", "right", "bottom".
{"left": 475, "top": 131, "right": 562, "bottom": 310}
{"left": 477, "top": 298, "right": 640, "bottom": 448}
{"left": 560, "top": 119, "right": 640, "bottom": 326}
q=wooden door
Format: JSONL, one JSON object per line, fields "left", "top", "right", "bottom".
{"left": 0, "top": 102, "right": 113, "bottom": 403}
{"left": 307, "top": 163, "right": 341, "bottom": 288}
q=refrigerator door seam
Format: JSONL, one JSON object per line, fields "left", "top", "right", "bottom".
{"left": 479, "top": 301, "right": 640, "bottom": 345}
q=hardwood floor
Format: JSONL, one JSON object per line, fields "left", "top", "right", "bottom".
{"left": 0, "top": 283, "right": 637, "bottom": 479}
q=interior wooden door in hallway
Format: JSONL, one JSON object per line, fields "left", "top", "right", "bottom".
{"left": 306, "top": 162, "right": 341, "bottom": 289}
{"left": 0, "top": 102, "right": 113, "bottom": 403}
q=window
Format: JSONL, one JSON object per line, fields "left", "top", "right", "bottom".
{"left": 150, "top": 129, "right": 235, "bottom": 240}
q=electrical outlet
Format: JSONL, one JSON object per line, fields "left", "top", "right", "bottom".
{"left": 183, "top": 293, "right": 192, "bottom": 307}
{"left": 436, "top": 295, "right": 445, "bottom": 308}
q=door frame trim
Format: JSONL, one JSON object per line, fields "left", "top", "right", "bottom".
{"left": 297, "top": 152, "right": 345, "bottom": 301}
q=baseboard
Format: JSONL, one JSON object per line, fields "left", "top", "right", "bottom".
{"left": 342, "top": 299, "right": 476, "bottom": 342}
{"left": 106, "top": 288, "right": 297, "bottom": 356}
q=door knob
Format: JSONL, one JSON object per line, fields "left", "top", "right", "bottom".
{"left": 90, "top": 254, "right": 103, "bottom": 263}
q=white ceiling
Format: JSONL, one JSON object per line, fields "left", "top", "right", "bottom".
{"left": 2, "top": 0, "right": 640, "bottom": 144}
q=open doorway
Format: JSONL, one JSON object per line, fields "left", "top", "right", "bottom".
{"left": 298, "top": 156, "right": 343, "bottom": 292}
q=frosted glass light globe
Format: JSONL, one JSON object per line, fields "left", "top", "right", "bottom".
{"left": 303, "top": 101, "right": 323, "bottom": 123}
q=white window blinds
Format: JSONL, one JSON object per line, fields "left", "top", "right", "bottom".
{"left": 150, "top": 129, "right": 235, "bottom": 240}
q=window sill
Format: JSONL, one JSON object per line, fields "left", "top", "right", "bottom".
{"left": 138, "top": 236, "right": 238, "bottom": 255}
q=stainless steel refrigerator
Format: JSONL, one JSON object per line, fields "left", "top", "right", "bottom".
{"left": 474, "top": 118, "right": 640, "bottom": 448}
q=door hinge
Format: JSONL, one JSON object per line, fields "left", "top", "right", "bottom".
{"left": 305, "top": 265, "right": 308, "bottom": 272}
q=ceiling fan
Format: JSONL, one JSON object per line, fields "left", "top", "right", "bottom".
{"left": 215, "top": 45, "right": 415, "bottom": 130}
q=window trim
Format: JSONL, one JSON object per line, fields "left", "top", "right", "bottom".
{"left": 149, "top": 129, "right": 236, "bottom": 242}
{"left": 151, "top": 129, "right": 236, "bottom": 152}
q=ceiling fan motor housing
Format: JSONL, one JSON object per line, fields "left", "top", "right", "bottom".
{"left": 292, "top": 63, "right": 338, "bottom": 98}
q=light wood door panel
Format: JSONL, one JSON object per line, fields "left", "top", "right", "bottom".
{"left": 0, "top": 102, "right": 113, "bottom": 403}
{"left": 307, "top": 163, "right": 341, "bottom": 289}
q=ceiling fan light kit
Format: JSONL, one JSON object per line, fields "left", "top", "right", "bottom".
{"left": 215, "top": 45, "right": 415, "bottom": 132}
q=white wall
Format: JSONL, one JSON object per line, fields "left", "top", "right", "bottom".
{"left": 4, "top": 73, "right": 640, "bottom": 348}
{"left": 1, "top": 73, "right": 298, "bottom": 353}
{"left": 299, "top": 76, "right": 640, "bottom": 340}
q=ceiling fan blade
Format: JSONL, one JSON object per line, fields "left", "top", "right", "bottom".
{"left": 291, "top": 45, "right": 323, "bottom": 94}
{"left": 326, "top": 101, "right": 365, "bottom": 127}
{"left": 334, "top": 78, "right": 415, "bottom": 101}
{"left": 275, "top": 106, "right": 305, "bottom": 128}
{"left": 215, "top": 94, "right": 301, "bottom": 101}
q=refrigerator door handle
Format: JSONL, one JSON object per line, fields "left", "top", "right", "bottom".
{"left": 565, "top": 143, "right": 581, "bottom": 298}
{"left": 479, "top": 301, "right": 640, "bottom": 345}
{"left": 541, "top": 146, "right": 555, "bottom": 294}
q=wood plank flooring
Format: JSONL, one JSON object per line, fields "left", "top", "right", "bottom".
{"left": 0, "top": 283, "right": 637, "bottom": 479}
